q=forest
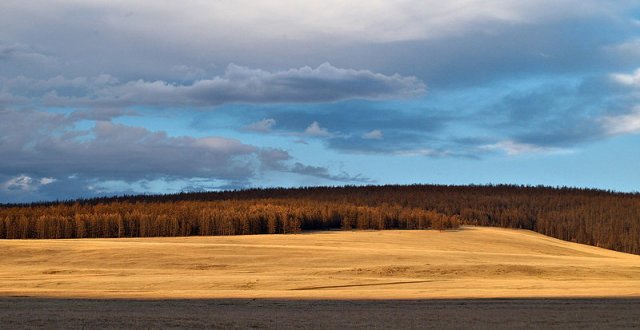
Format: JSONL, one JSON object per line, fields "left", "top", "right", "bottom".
{"left": 0, "top": 184, "right": 639, "bottom": 255}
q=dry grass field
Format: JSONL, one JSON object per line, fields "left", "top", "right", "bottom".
{"left": 1, "top": 226, "right": 639, "bottom": 299}
{"left": 2, "top": 226, "right": 640, "bottom": 328}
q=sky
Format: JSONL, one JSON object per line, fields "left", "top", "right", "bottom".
{"left": 1, "top": 0, "right": 640, "bottom": 203}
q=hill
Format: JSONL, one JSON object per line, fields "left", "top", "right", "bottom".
{"left": 2, "top": 227, "right": 639, "bottom": 299}
{"left": 2, "top": 184, "right": 640, "bottom": 254}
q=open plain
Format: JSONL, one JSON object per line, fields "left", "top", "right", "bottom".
{"left": 2, "top": 226, "right": 639, "bottom": 299}
{"left": 1, "top": 226, "right": 640, "bottom": 328}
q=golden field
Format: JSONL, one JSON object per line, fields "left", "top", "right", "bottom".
{"left": 1, "top": 226, "right": 639, "bottom": 299}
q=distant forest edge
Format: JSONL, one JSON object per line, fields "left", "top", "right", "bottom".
{"left": 1, "top": 184, "right": 639, "bottom": 255}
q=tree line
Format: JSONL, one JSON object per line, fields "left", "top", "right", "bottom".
{"left": 0, "top": 199, "right": 459, "bottom": 239}
{"left": 1, "top": 184, "right": 639, "bottom": 255}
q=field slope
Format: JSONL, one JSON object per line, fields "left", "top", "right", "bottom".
{"left": 1, "top": 226, "right": 639, "bottom": 299}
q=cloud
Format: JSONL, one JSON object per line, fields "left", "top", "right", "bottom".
{"left": 601, "top": 107, "right": 640, "bottom": 135}
{"left": 474, "top": 74, "right": 632, "bottom": 149}
{"left": 611, "top": 68, "right": 640, "bottom": 86}
{"left": 606, "top": 38, "right": 640, "bottom": 57}
{"left": 325, "top": 131, "right": 463, "bottom": 157}
{"left": 1, "top": 2, "right": 637, "bottom": 95}
{"left": 2, "top": 1, "right": 640, "bottom": 201}
{"left": 362, "top": 129, "right": 383, "bottom": 140}
{"left": 0, "top": 1, "right": 637, "bottom": 92}
{"left": 0, "top": 74, "right": 119, "bottom": 103}
{"left": 599, "top": 68, "right": 640, "bottom": 135}
{"left": 170, "top": 64, "right": 208, "bottom": 81}
{"left": 68, "top": 108, "right": 137, "bottom": 121}
{"left": 392, "top": 148, "right": 451, "bottom": 157}
{"left": 226, "top": 103, "right": 457, "bottom": 155}
{"left": 0, "top": 108, "right": 369, "bottom": 202}
{"left": 0, "top": 43, "right": 56, "bottom": 65}
{"left": 256, "top": 149, "right": 367, "bottom": 182}
{"left": 3, "top": 1, "right": 634, "bottom": 47}
{"left": 481, "top": 140, "right": 570, "bottom": 156}
{"left": 8, "top": 63, "right": 425, "bottom": 108}
{"left": 290, "top": 163, "right": 371, "bottom": 183}
{"left": 304, "top": 121, "right": 331, "bottom": 137}
{"left": 214, "top": 67, "right": 640, "bottom": 159}
{"left": 258, "top": 148, "right": 291, "bottom": 171}
{"left": 1, "top": 175, "right": 56, "bottom": 192}
{"left": 244, "top": 118, "right": 276, "bottom": 133}
{"left": 0, "top": 113, "right": 259, "bottom": 181}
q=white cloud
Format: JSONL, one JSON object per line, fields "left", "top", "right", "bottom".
{"left": 2, "top": 175, "right": 35, "bottom": 191}
{"left": 1, "top": 175, "right": 55, "bottom": 192}
{"left": 304, "top": 121, "right": 331, "bottom": 137}
{"left": 611, "top": 68, "right": 640, "bottom": 86}
{"left": 362, "top": 129, "right": 383, "bottom": 140}
{"left": 601, "top": 107, "right": 640, "bottom": 135}
{"left": 245, "top": 118, "right": 276, "bottom": 133}
{"left": 606, "top": 68, "right": 640, "bottom": 135}
{"left": 39, "top": 177, "right": 56, "bottom": 185}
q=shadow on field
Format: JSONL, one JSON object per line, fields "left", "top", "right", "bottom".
{"left": 1, "top": 297, "right": 639, "bottom": 329}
